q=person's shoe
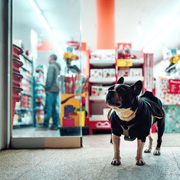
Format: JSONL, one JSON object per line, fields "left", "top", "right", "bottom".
{"left": 37, "top": 124, "right": 49, "bottom": 130}
{"left": 49, "top": 125, "right": 58, "bottom": 130}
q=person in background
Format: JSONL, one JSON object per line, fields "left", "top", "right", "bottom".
{"left": 40, "top": 54, "right": 61, "bottom": 130}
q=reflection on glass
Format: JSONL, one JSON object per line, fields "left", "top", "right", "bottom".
{"left": 12, "top": 0, "right": 85, "bottom": 138}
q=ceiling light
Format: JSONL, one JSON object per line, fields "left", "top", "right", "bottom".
{"left": 29, "top": 0, "right": 64, "bottom": 54}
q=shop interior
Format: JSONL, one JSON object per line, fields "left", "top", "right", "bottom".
{"left": 12, "top": 0, "right": 180, "bottom": 139}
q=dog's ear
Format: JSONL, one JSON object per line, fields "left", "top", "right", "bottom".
{"left": 117, "top": 77, "right": 124, "bottom": 84}
{"left": 131, "top": 80, "right": 143, "bottom": 96}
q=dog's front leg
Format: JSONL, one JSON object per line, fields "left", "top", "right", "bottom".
{"left": 136, "top": 139, "right": 146, "bottom": 166}
{"left": 111, "top": 134, "right": 121, "bottom": 166}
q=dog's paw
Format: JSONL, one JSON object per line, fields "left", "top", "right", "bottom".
{"left": 111, "top": 158, "right": 121, "bottom": 166}
{"left": 136, "top": 159, "right": 146, "bottom": 166}
{"left": 144, "top": 148, "right": 152, "bottom": 153}
{"left": 153, "top": 149, "right": 161, "bottom": 156}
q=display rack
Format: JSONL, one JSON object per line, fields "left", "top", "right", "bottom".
{"left": 88, "top": 48, "right": 148, "bottom": 134}
{"left": 88, "top": 49, "right": 116, "bottom": 134}
{"left": 34, "top": 65, "right": 46, "bottom": 126}
{"left": 13, "top": 53, "right": 34, "bottom": 127}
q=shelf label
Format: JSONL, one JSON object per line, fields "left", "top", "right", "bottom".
{"left": 117, "top": 59, "right": 132, "bottom": 67}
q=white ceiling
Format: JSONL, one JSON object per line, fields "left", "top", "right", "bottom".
{"left": 13, "top": 0, "right": 180, "bottom": 63}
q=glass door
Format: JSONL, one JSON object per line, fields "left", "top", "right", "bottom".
{"left": 11, "top": 0, "right": 84, "bottom": 148}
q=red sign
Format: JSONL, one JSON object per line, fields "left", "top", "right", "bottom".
{"left": 168, "top": 79, "right": 180, "bottom": 94}
{"left": 37, "top": 41, "right": 53, "bottom": 51}
{"left": 117, "top": 43, "right": 132, "bottom": 49}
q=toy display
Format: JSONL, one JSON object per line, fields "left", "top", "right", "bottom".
{"left": 164, "top": 48, "right": 180, "bottom": 74}
{"left": 63, "top": 47, "right": 80, "bottom": 74}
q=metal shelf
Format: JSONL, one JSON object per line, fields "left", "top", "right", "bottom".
{"left": 21, "top": 53, "right": 33, "bottom": 63}
{"left": 21, "top": 92, "right": 32, "bottom": 97}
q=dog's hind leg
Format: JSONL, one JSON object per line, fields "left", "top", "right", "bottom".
{"left": 144, "top": 133, "right": 153, "bottom": 153}
{"left": 111, "top": 134, "right": 121, "bottom": 166}
{"left": 153, "top": 115, "right": 165, "bottom": 156}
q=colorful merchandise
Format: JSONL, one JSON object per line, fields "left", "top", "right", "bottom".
{"left": 163, "top": 105, "right": 180, "bottom": 133}
{"left": 34, "top": 65, "right": 46, "bottom": 124}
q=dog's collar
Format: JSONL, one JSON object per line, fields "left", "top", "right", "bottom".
{"left": 115, "top": 108, "right": 138, "bottom": 121}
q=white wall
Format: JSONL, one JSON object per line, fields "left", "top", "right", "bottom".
{"left": 81, "top": 0, "right": 96, "bottom": 50}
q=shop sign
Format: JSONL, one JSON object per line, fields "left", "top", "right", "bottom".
{"left": 168, "top": 79, "right": 180, "bottom": 94}
{"left": 116, "top": 59, "right": 133, "bottom": 67}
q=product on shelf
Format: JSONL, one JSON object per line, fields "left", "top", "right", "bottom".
{"left": 91, "top": 86, "right": 109, "bottom": 96}
{"left": 118, "top": 67, "right": 130, "bottom": 77}
{"left": 103, "top": 68, "right": 115, "bottom": 78}
{"left": 117, "top": 45, "right": 137, "bottom": 59}
{"left": 90, "top": 52, "right": 115, "bottom": 60}
{"left": 35, "top": 65, "right": 46, "bottom": 124}
{"left": 13, "top": 50, "right": 34, "bottom": 127}
{"left": 90, "top": 69, "right": 103, "bottom": 78}
{"left": 129, "top": 68, "right": 143, "bottom": 77}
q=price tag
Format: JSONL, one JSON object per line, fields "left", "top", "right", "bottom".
{"left": 117, "top": 59, "right": 133, "bottom": 67}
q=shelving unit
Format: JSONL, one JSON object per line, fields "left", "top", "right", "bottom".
{"left": 88, "top": 49, "right": 116, "bottom": 134}
{"left": 34, "top": 65, "right": 46, "bottom": 126}
{"left": 13, "top": 53, "right": 34, "bottom": 127}
{"left": 88, "top": 47, "right": 147, "bottom": 134}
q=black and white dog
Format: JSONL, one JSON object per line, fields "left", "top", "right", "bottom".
{"left": 106, "top": 77, "right": 165, "bottom": 166}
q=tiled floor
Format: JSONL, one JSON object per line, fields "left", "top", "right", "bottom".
{"left": 1, "top": 134, "right": 180, "bottom": 180}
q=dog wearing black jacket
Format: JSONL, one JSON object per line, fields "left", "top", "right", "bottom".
{"left": 106, "top": 77, "right": 165, "bottom": 166}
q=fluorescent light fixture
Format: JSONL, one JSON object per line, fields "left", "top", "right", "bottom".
{"left": 29, "top": 0, "right": 41, "bottom": 15}
{"left": 29, "top": 0, "right": 64, "bottom": 54}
